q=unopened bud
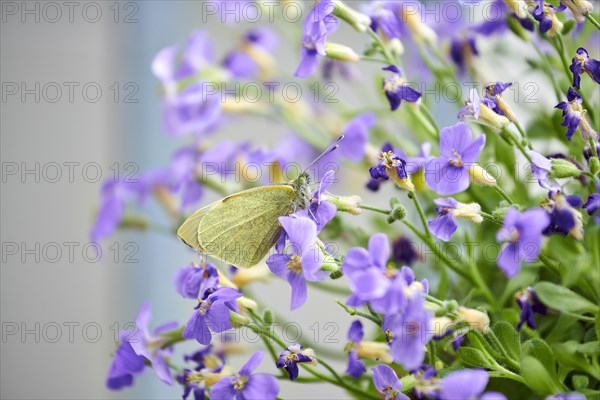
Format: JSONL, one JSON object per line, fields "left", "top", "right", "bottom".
{"left": 388, "top": 204, "right": 407, "bottom": 223}
{"left": 325, "top": 194, "right": 362, "bottom": 215}
{"left": 589, "top": 157, "right": 600, "bottom": 175}
{"left": 331, "top": 1, "right": 371, "bottom": 32}
{"left": 236, "top": 296, "right": 258, "bottom": 312}
{"left": 561, "top": 0, "right": 594, "bottom": 22}
{"left": 469, "top": 164, "right": 497, "bottom": 187}
{"left": 263, "top": 309, "right": 274, "bottom": 325}
{"left": 231, "top": 265, "right": 270, "bottom": 288}
{"left": 388, "top": 38, "right": 405, "bottom": 57}
{"left": 459, "top": 307, "right": 490, "bottom": 334}
{"left": 495, "top": 98, "right": 518, "bottom": 123}
{"left": 550, "top": 159, "right": 582, "bottom": 179}
{"left": 479, "top": 103, "right": 511, "bottom": 130}
{"left": 324, "top": 42, "right": 361, "bottom": 62}
{"left": 454, "top": 202, "right": 483, "bottom": 224}
{"left": 357, "top": 341, "right": 393, "bottom": 363}
{"left": 230, "top": 311, "right": 250, "bottom": 328}
{"left": 504, "top": 0, "right": 529, "bottom": 19}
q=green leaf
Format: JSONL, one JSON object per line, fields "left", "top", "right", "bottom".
{"left": 493, "top": 321, "right": 521, "bottom": 360}
{"left": 596, "top": 313, "right": 600, "bottom": 344}
{"left": 522, "top": 338, "right": 558, "bottom": 381}
{"left": 457, "top": 347, "right": 494, "bottom": 369}
{"left": 520, "top": 355, "right": 563, "bottom": 395}
{"left": 562, "top": 19, "right": 576, "bottom": 35}
{"left": 533, "top": 282, "right": 599, "bottom": 315}
{"left": 553, "top": 341, "right": 600, "bottom": 380}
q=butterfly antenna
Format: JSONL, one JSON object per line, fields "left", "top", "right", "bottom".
{"left": 304, "top": 135, "right": 344, "bottom": 173}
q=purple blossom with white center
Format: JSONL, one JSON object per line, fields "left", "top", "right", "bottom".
{"left": 183, "top": 287, "right": 242, "bottom": 345}
{"left": 439, "top": 369, "right": 507, "bottom": 400}
{"left": 371, "top": 364, "right": 410, "bottom": 400}
{"left": 342, "top": 233, "right": 408, "bottom": 315}
{"left": 427, "top": 197, "right": 483, "bottom": 242}
{"left": 526, "top": 149, "right": 559, "bottom": 190}
{"left": 382, "top": 65, "right": 422, "bottom": 111}
{"left": 583, "top": 183, "right": 600, "bottom": 224}
{"left": 496, "top": 208, "right": 550, "bottom": 278}
{"left": 276, "top": 343, "right": 316, "bottom": 381}
{"left": 450, "top": 35, "right": 478, "bottom": 73}
{"left": 345, "top": 320, "right": 366, "bottom": 378}
{"left": 555, "top": 88, "right": 585, "bottom": 140}
{"left": 125, "top": 302, "right": 178, "bottom": 386}
{"left": 425, "top": 122, "right": 486, "bottom": 195}
{"left": 266, "top": 216, "right": 326, "bottom": 310}
{"left": 295, "top": 0, "right": 339, "bottom": 78}
{"left": 533, "top": 0, "right": 566, "bottom": 34}
{"left": 174, "top": 263, "right": 219, "bottom": 299}
{"left": 339, "top": 112, "right": 376, "bottom": 162}
{"left": 382, "top": 289, "right": 432, "bottom": 371}
{"left": 106, "top": 331, "right": 146, "bottom": 390}
{"left": 542, "top": 191, "right": 584, "bottom": 239}
{"left": 515, "top": 287, "right": 548, "bottom": 330}
{"left": 570, "top": 47, "right": 600, "bottom": 89}
{"left": 296, "top": 170, "right": 337, "bottom": 233}
{"left": 209, "top": 351, "right": 280, "bottom": 400}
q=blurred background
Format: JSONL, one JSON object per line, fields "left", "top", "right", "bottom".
{"left": 1, "top": 0, "right": 589, "bottom": 399}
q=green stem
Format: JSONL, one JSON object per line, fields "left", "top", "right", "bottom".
{"left": 366, "top": 27, "right": 396, "bottom": 65}
{"left": 589, "top": 137, "right": 599, "bottom": 159}
{"left": 419, "top": 104, "right": 441, "bottom": 139}
{"left": 538, "top": 252, "right": 561, "bottom": 276}
{"left": 493, "top": 186, "right": 515, "bottom": 205}
{"left": 585, "top": 13, "right": 600, "bottom": 30}
{"left": 360, "top": 55, "right": 388, "bottom": 64}
{"left": 358, "top": 203, "right": 390, "bottom": 215}
{"left": 409, "top": 192, "right": 432, "bottom": 238}
{"left": 513, "top": 122, "right": 532, "bottom": 149}
{"left": 335, "top": 299, "right": 383, "bottom": 325}
{"left": 480, "top": 211, "right": 503, "bottom": 225}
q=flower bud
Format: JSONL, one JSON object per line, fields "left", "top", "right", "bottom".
{"left": 218, "top": 271, "right": 238, "bottom": 289}
{"left": 357, "top": 341, "right": 393, "bottom": 363}
{"left": 236, "top": 296, "right": 258, "bottom": 312}
{"left": 231, "top": 265, "right": 270, "bottom": 287}
{"left": 550, "top": 159, "right": 582, "bottom": 179}
{"left": 479, "top": 103, "right": 511, "bottom": 130}
{"left": 388, "top": 38, "right": 405, "bottom": 57}
{"left": 432, "top": 317, "right": 453, "bottom": 337}
{"left": 399, "top": 6, "right": 437, "bottom": 45}
{"left": 229, "top": 311, "right": 250, "bottom": 328}
{"left": 324, "top": 42, "right": 361, "bottom": 62}
{"left": 459, "top": 307, "right": 490, "bottom": 334}
{"left": 331, "top": 0, "right": 371, "bottom": 32}
{"left": 263, "top": 309, "right": 274, "bottom": 325}
{"left": 504, "top": 0, "right": 529, "bottom": 19}
{"left": 495, "top": 97, "right": 519, "bottom": 123}
{"left": 589, "top": 156, "right": 600, "bottom": 176}
{"left": 388, "top": 204, "right": 407, "bottom": 223}
{"left": 578, "top": 114, "right": 597, "bottom": 141}
{"left": 469, "top": 164, "right": 497, "bottom": 187}
{"left": 325, "top": 194, "right": 362, "bottom": 215}
{"left": 454, "top": 202, "right": 483, "bottom": 224}
{"left": 561, "top": 0, "right": 594, "bottom": 22}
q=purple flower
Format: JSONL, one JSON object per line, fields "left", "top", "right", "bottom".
{"left": 174, "top": 263, "right": 219, "bottom": 299}
{"left": 161, "top": 83, "right": 222, "bottom": 138}
{"left": 546, "top": 393, "right": 587, "bottom": 400}
{"left": 533, "top": 0, "right": 565, "bottom": 34}
{"left": 542, "top": 191, "right": 584, "bottom": 239}
{"left": 583, "top": 183, "right": 600, "bottom": 224}
{"left": 427, "top": 198, "right": 483, "bottom": 241}
{"left": 276, "top": 343, "right": 316, "bottom": 381}
{"left": 345, "top": 320, "right": 366, "bottom": 378}
{"left": 339, "top": 113, "right": 376, "bottom": 162}
{"left": 406, "top": 142, "right": 432, "bottom": 175}
{"left": 183, "top": 287, "right": 242, "bottom": 345}
{"left": 369, "top": 144, "right": 414, "bottom": 191}
{"left": 266, "top": 216, "right": 326, "bottom": 310}
{"left": 296, "top": 170, "right": 337, "bottom": 233}
{"left": 383, "top": 289, "right": 432, "bottom": 371}
{"left": 223, "top": 28, "right": 278, "bottom": 80}
{"left": 106, "top": 331, "right": 146, "bottom": 390}
{"left": 496, "top": 208, "right": 550, "bottom": 278}
{"left": 371, "top": 364, "right": 410, "bottom": 400}
{"left": 458, "top": 89, "right": 508, "bottom": 129}
{"left": 364, "top": 2, "right": 406, "bottom": 41}
{"left": 450, "top": 35, "right": 478, "bottom": 73}
{"left": 570, "top": 47, "right": 600, "bottom": 89}
{"left": 342, "top": 233, "right": 408, "bottom": 315}
{"left": 392, "top": 236, "right": 419, "bottom": 266}
{"left": 209, "top": 351, "right": 279, "bottom": 400}
{"left": 516, "top": 287, "right": 548, "bottom": 330}
{"left": 439, "top": 369, "right": 506, "bottom": 400}
{"left": 425, "top": 122, "right": 486, "bottom": 195}
{"left": 473, "top": 0, "right": 534, "bottom": 35}
{"left": 555, "top": 88, "right": 584, "bottom": 140}
{"left": 295, "top": 0, "right": 339, "bottom": 78}
{"left": 108, "top": 302, "right": 178, "bottom": 388}
{"left": 382, "top": 65, "right": 422, "bottom": 111}
{"left": 177, "top": 368, "right": 206, "bottom": 400}
{"left": 526, "top": 150, "right": 559, "bottom": 190}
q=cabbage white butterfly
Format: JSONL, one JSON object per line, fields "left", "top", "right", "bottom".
{"left": 177, "top": 137, "right": 342, "bottom": 268}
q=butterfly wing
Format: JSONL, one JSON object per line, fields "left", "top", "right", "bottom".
{"left": 177, "top": 203, "right": 216, "bottom": 251}
{"left": 197, "top": 185, "right": 295, "bottom": 268}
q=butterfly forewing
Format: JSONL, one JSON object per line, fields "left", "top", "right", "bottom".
{"left": 177, "top": 203, "right": 216, "bottom": 250}
{"left": 196, "top": 186, "right": 296, "bottom": 268}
